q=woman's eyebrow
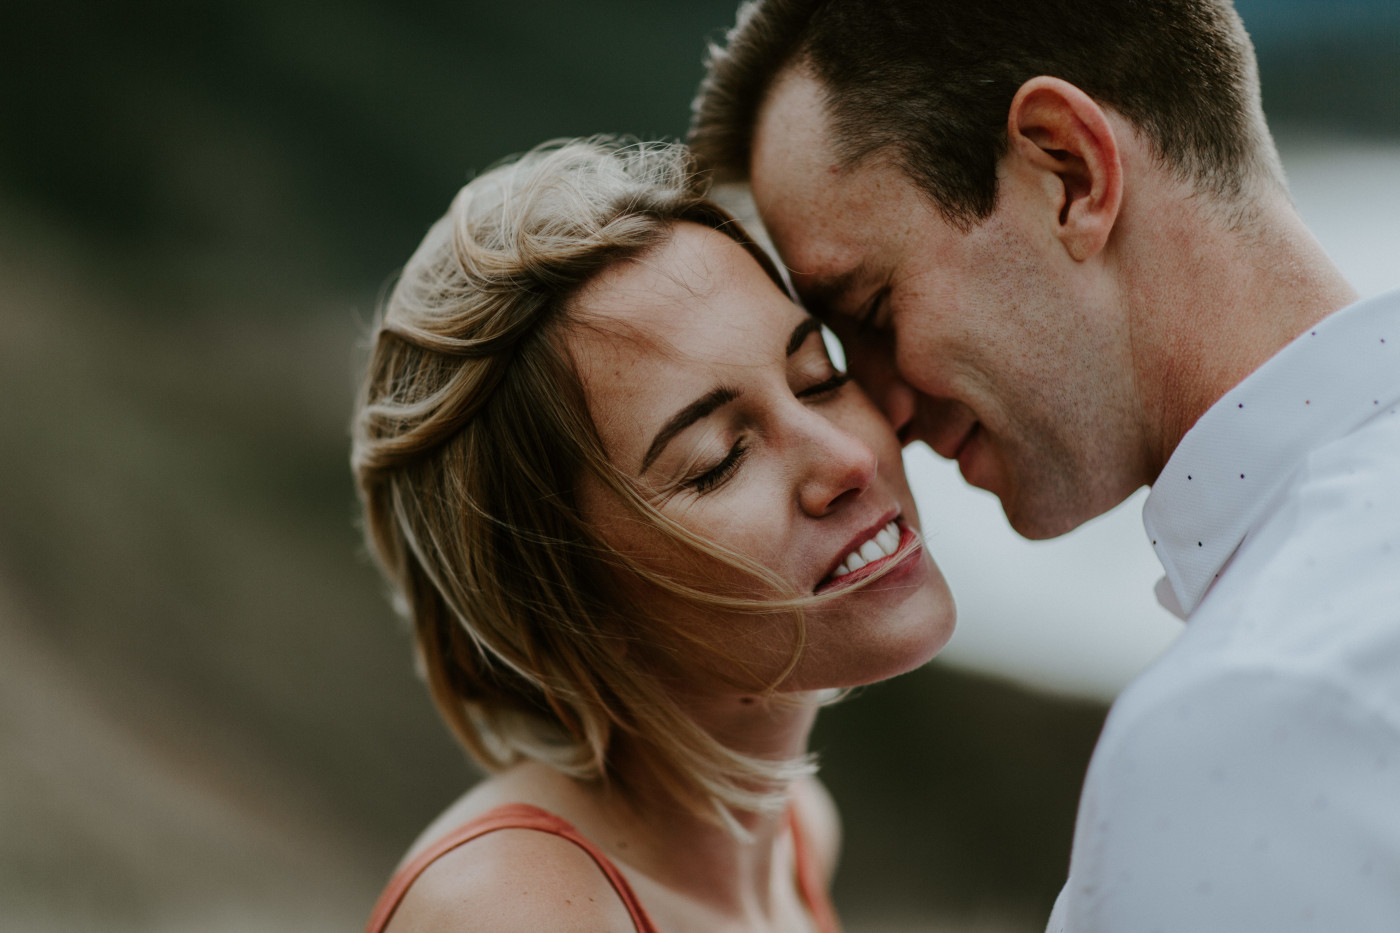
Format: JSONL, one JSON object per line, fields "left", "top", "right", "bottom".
{"left": 641, "top": 385, "right": 740, "bottom": 474}
{"left": 638, "top": 318, "right": 816, "bottom": 476}
{"left": 787, "top": 316, "right": 822, "bottom": 356}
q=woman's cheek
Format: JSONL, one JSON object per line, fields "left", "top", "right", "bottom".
{"left": 704, "top": 477, "right": 795, "bottom": 571}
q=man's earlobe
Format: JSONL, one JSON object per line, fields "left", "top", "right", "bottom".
{"left": 1006, "top": 76, "right": 1123, "bottom": 262}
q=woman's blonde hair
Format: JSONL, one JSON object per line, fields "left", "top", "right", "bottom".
{"left": 351, "top": 137, "right": 846, "bottom": 825}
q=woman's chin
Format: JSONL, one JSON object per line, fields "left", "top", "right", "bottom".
{"left": 791, "top": 582, "right": 957, "bottom": 691}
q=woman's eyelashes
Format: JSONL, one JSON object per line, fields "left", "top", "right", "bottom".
{"left": 796, "top": 370, "right": 852, "bottom": 399}
{"left": 789, "top": 331, "right": 851, "bottom": 400}
{"left": 684, "top": 439, "right": 748, "bottom": 493}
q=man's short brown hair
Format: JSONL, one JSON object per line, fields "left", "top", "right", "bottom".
{"left": 690, "top": 0, "right": 1280, "bottom": 228}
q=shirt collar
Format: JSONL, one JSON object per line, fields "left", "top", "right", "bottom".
{"left": 1143, "top": 290, "right": 1400, "bottom": 617}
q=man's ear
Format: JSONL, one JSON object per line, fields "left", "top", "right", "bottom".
{"left": 1006, "top": 76, "right": 1123, "bottom": 262}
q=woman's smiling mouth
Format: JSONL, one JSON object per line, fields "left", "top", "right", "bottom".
{"left": 816, "top": 518, "right": 921, "bottom": 592}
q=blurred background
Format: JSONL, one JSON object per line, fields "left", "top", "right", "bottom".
{"left": 1, "top": 2, "right": 1395, "bottom": 931}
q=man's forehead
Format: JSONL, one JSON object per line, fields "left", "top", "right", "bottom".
{"left": 750, "top": 69, "right": 845, "bottom": 231}
{"left": 751, "top": 66, "right": 833, "bottom": 175}
{"left": 750, "top": 67, "right": 901, "bottom": 321}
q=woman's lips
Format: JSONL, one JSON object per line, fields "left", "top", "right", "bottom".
{"left": 815, "top": 522, "right": 922, "bottom": 593}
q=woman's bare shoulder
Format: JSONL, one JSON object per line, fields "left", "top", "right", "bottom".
{"left": 383, "top": 826, "right": 637, "bottom": 933}
{"left": 397, "top": 763, "right": 577, "bottom": 865}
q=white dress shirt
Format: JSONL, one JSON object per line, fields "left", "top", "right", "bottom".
{"left": 1049, "top": 290, "right": 1400, "bottom": 932}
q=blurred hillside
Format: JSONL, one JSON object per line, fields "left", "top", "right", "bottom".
{"left": 1, "top": 2, "right": 1395, "bottom": 931}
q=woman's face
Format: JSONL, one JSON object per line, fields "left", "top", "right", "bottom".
{"left": 570, "top": 222, "right": 955, "bottom": 694}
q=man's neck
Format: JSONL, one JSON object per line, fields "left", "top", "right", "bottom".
{"left": 1123, "top": 184, "right": 1359, "bottom": 478}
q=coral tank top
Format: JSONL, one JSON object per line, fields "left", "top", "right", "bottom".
{"left": 361, "top": 802, "right": 841, "bottom": 933}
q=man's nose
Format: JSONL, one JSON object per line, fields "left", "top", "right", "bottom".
{"left": 874, "top": 377, "right": 918, "bottom": 443}
{"left": 848, "top": 344, "right": 918, "bottom": 442}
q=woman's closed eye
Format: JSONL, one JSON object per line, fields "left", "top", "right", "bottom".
{"left": 796, "top": 369, "right": 851, "bottom": 399}
{"left": 683, "top": 439, "right": 749, "bottom": 494}
{"left": 682, "top": 373, "right": 850, "bottom": 495}
{"left": 675, "top": 323, "right": 849, "bottom": 496}
{"left": 790, "top": 325, "right": 853, "bottom": 399}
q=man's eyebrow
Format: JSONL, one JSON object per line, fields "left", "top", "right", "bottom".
{"left": 792, "top": 265, "right": 865, "bottom": 318}
{"left": 641, "top": 386, "right": 740, "bottom": 474}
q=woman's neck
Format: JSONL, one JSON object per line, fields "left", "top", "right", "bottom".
{"left": 591, "top": 690, "right": 824, "bottom": 922}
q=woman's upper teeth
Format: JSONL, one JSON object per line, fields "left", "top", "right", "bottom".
{"left": 835, "top": 521, "right": 900, "bottom": 577}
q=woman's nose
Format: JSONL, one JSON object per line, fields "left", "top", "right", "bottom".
{"left": 797, "top": 414, "right": 879, "bottom": 517}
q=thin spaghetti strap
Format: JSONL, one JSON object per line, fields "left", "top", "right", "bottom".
{"left": 788, "top": 806, "right": 843, "bottom": 933}
{"left": 361, "top": 803, "right": 661, "bottom": 933}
